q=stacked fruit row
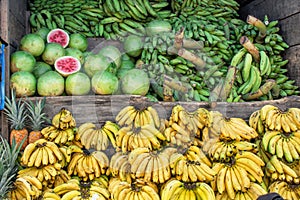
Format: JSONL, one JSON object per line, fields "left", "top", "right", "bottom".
{"left": 8, "top": 103, "right": 300, "bottom": 199}
{"left": 29, "top": 0, "right": 170, "bottom": 39}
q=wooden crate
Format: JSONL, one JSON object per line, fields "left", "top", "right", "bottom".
{"left": 239, "top": 0, "right": 300, "bottom": 87}
{"left": 1, "top": 0, "right": 300, "bottom": 140}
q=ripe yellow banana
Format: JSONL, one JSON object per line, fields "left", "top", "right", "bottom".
{"left": 21, "top": 143, "right": 37, "bottom": 166}
{"left": 27, "top": 148, "right": 40, "bottom": 167}
{"left": 260, "top": 105, "right": 279, "bottom": 121}
{"left": 45, "top": 141, "right": 63, "bottom": 161}
{"left": 61, "top": 190, "right": 81, "bottom": 200}
{"left": 77, "top": 122, "right": 96, "bottom": 138}
{"left": 116, "top": 105, "right": 135, "bottom": 121}
{"left": 216, "top": 166, "right": 227, "bottom": 193}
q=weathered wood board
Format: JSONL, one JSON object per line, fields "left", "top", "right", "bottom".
{"left": 24, "top": 95, "right": 300, "bottom": 128}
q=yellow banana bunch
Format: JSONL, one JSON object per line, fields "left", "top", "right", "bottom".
{"left": 262, "top": 130, "right": 300, "bottom": 163}
{"left": 53, "top": 178, "right": 81, "bottom": 196}
{"left": 220, "top": 117, "right": 258, "bottom": 141}
{"left": 77, "top": 122, "right": 120, "bottom": 150}
{"left": 170, "top": 151, "right": 215, "bottom": 183}
{"left": 17, "top": 164, "right": 61, "bottom": 187}
{"left": 215, "top": 182, "right": 267, "bottom": 200}
{"left": 108, "top": 178, "right": 160, "bottom": 200}
{"left": 41, "top": 126, "right": 76, "bottom": 145}
{"left": 42, "top": 191, "right": 61, "bottom": 200}
{"left": 168, "top": 106, "right": 211, "bottom": 139}
{"left": 248, "top": 110, "right": 265, "bottom": 136}
{"left": 128, "top": 147, "right": 172, "bottom": 184}
{"left": 234, "top": 151, "right": 265, "bottom": 183}
{"left": 208, "top": 111, "right": 224, "bottom": 138}
{"left": 184, "top": 145, "right": 212, "bottom": 167}
{"left": 93, "top": 175, "right": 110, "bottom": 189}
{"left": 205, "top": 139, "right": 237, "bottom": 162}
{"left": 102, "top": 120, "right": 120, "bottom": 148}
{"left": 51, "top": 169, "right": 71, "bottom": 188}
{"left": 265, "top": 155, "right": 299, "bottom": 183}
{"left": 109, "top": 152, "right": 132, "bottom": 183}
{"left": 21, "top": 139, "right": 63, "bottom": 168}
{"left": 8, "top": 175, "right": 43, "bottom": 200}
{"left": 161, "top": 179, "right": 215, "bottom": 200}
{"left": 67, "top": 150, "right": 109, "bottom": 181}
{"left": 269, "top": 181, "right": 300, "bottom": 199}
{"left": 115, "top": 105, "right": 161, "bottom": 129}
{"left": 116, "top": 124, "right": 165, "bottom": 152}
{"left": 52, "top": 108, "right": 76, "bottom": 130}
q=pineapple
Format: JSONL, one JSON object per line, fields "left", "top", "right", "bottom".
{"left": 0, "top": 134, "right": 25, "bottom": 199}
{"left": 4, "top": 90, "right": 28, "bottom": 150}
{"left": 26, "top": 97, "right": 49, "bottom": 143}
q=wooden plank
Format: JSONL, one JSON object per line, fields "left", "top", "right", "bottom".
{"left": 284, "top": 45, "right": 300, "bottom": 86}
{"left": 1, "top": 95, "right": 297, "bottom": 130}
{"left": 0, "top": 0, "right": 9, "bottom": 140}
{"left": 9, "top": 0, "right": 27, "bottom": 27}
{"left": 279, "top": 14, "right": 300, "bottom": 47}
{"left": 239, "top": 0, "right": 300, "bottom": 21}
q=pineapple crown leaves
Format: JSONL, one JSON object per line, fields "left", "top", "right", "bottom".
{"left": 0, "top": 135, "right": 25, "bottom": 198}
{"left": 3, "top": 90, "right": 28, "bottom": 130}
{"left": 25, "top": 97, "right": 51, "bottom": 131}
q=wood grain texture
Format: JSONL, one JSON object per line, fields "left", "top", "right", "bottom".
{"left": 284, "top": 45, "right": 300, "bottom": 86}
{"left": 239, "top": 0, "right": 300, "bottom": 21}
{"left": 2, "top": 95, "right": 298, "bottom": 128}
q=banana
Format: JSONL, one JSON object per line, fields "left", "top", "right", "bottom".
{"left": 262, "top": 131, "right": 281, "bottom": 151}
{"left": 43, "top": 192, "right": 61, "bottom": 200}
{"left": 270, "top": 155, "right": 284, "bottom": 174}
{"left": 45, "top": 141, "right": 63, "bottom": 161}
{"left": 287, "top": 138, "right": 300, "bottom": 161}
{"left": 235, "top": 158, "right": 263, "bottom": 183}
{"left": 283, "top": 138, "right": 294, "bottom": 163}
{"left": 249, "top": 110, "right": 260, "bottom": 130}
{"left": 231, "top": 48, "right": 247, "bottom": 67}
{"left": 116, "top": 106, "right": 137, "bottom": 126}
{"left": 102, "top": 127, "right": 117, "bottom": 148}
{"left": 284, "top": 113, "right": 298, "bottom": 132}
{"left": 67, "top": 152, "right": 84, "bottom": 175}
{"left": 135, "top": 155, "right": 152, "bottom": 179}
{"left": 260, "top": 105, "right": 279, "bottom": 121}
{"left": 61, "top": 190, "right": 81, "bottom": 200}
{"left": 259, "top": 51, "right": 269, "bottom": 76}
{"left": 225, "top": 167, "right": 235, "bottom": 199}
{"left": 92, "top": 151, "right": 109, "bottom": 174}
{"left": 21, "top": 143, "right": 37, "bottom": 166}
{"left": 77, "top": 122, "right": 95, "bottom": 138}
{"left": 242, "top": 53, "right": 253, "bottom": 82}
{"left": 27, "top": 148, "right": 40, "bottom": 167}
{"left": 216, "top": 166, "right": 227, "bottom": 193}
{"left": 268, "top": 134, "right": 282, "bottom": 155}
{"left": 276, "top": 137, "right": 284, "bottom": 159}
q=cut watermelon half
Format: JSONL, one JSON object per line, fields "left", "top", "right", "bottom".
{"left": 47, "top": 28, "right": 70, "bottom": 48}
{"left": 54, "top": 56, "right": 81, "bottom": 77}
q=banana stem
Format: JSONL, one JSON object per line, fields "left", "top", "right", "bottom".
{"left": 163, "top": 84, "right": 174, "bottom": 102}
{"left": 240, "top": 36, "right": 260, "bottom": 62}
{"left": 168, "top": 46, "right": 206, "bottom": 68}
{"left": 182, "top": 39, "right": 204, "bottom": 49}
{"left": 163, "top": 75, "right": 189, "bottom": 93}
{"left": 209, "top": 79, "right": 225, "bottom": 108}
{"left": 174, "top": 27, "right": 185, "bottom": 49}
{"left": 150, "top": 79, "right": 164, "bottom": 99}
{"left": 242, "top": 79, "right": 276, "bottom": 100}
{"left": 247, "top": 15, "right": 267, "bottom": 43}
{"left": 219, "top": 66, "right": 237, "bottom": 100}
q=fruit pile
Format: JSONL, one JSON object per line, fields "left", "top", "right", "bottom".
{"left": 10, "top": 0, "right": 298, "bottom": 101}
{"left": 6, "top": 103, "right": 300, "bottom": 199}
